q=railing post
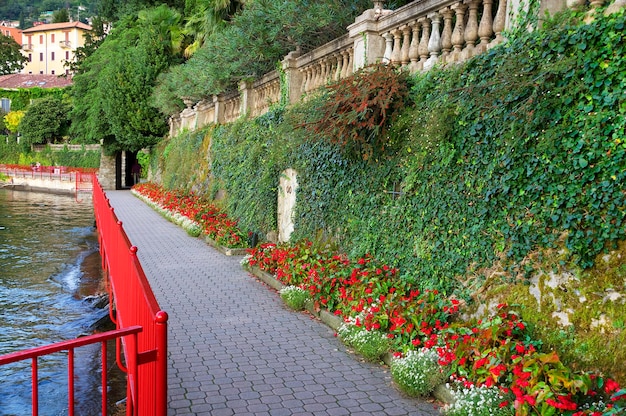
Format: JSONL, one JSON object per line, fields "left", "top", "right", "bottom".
{"left": 281, "top": 50, "right": 303, "bottom": 104}
{"left": 348, "top": 6, "right": 388, "bottom": 70}
{"left": 155, "top": 310, "right": 169, "bottom": 416}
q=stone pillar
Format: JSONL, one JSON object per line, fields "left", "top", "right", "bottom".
{"left": 278, "top": 168, "right": 298, "bottom": 243}
{"left": 213, "top": 95, "right": 225, "bottom": 124}
{"left": 239, "top": 80, "right": 254, "bottom": 116}
{"left": 348, "top": 8, "right": 389, "bottom": 70}
{"left": 97, "top": 146, "right": 116, "bottom": 190}
{"left": 282, "top": 50, "right": 303, "bottom": 104}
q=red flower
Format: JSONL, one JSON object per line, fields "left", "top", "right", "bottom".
{"left": 605, "top": 378, "right": 620, "bottom": 395}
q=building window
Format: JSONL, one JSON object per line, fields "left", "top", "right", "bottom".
{"left": 51, "top": 34, "right": 55, "bottom": 43}
{"left": 66, "top": 69, "right": 70, "bottom": 75}
{"left": 65, "top": 31, "right": 69, "bottom": 41}
{"left": 39, "top": 35, "right": 43, "bottom": 44}
{"left": 39, "top": 71, "right": 43, "bottom": 74}
{"left": 39, "top": 53, "right": 43, "bottom": 61}
{"left": 28, "top": 54, "right": 32, "bottom": 62}
{"left": 51, "top": 70, "right": 55, "bottom": 75}
{"left": 51, "top": 52, "right": 55, "bottom": 61}
{"left": 1, "top": 98, "right": 11, "bottom": 113}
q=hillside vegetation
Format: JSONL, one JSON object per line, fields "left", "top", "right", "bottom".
{"left": 153, "top": 8, "right": 626, "bottom": 383}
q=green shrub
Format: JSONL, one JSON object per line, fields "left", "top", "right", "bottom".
{"left": 279, "top": 286, "right": 310, "bottom": 311}
{"left": 338, "top": 323, "right": 391, "bottom": 361}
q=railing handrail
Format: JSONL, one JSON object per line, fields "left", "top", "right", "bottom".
{"left": 0, "top": 326, "right": 142, "bottom": 366}
{"left": 0, "top": 324, "right": 142, "bottom": 416}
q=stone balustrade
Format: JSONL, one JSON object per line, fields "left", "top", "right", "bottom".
{"left": 250, "top": 70, "right": 282, "bottom": 118}
{"left": 169, "top": 0, "right": 623, "bottom": 137}
{"left": 296, "top": 35, "right": 355, "bottom": 98}
{"left": 377, "top": 0, "right": 508, "bottom": 71}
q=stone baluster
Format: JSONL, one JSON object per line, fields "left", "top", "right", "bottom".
{"left": 333, "top": 54, "right": 342, "bottom": 81}
{"left": 492, "top": 0, "right": 507, "bottom": 44}
{"left": 440, "top": 7, "right": 454, "bottom": 59}
{"left": 327, "top": 58, "right": 335, "bottom": 83}
{"left": 382, "top": 32, "right": 394, "bottom": 64}
{"left": 340, "top": 50, "right": 350, "bottom": 79}
{"left": 390, "top": 28, "right": 403, "bottom": 66}
{"left": 313, "top": 63, "right": 321, "bottom": 90}
{"left": 408, "top": 20, "right": 420, "bottom": 72}
{"left": 325, "top": 58, "right": 333, "bottom": 84}
{"left": 400, "top": 25, "right": 411, "bottom": 67}
{"left": 418, "top": 17, "right": 431, "bottom": 68}
{"left": 452, "top": 3, "right": 467, "bottom": 55}
{"left": 566, "top": 0, "right": 587, "bottom": 9}
{"left": 426, "top": 12, "right": 442, "bottom": 69}
{"left": 346, "top": 49, "right": 354, "bottom": 76}
{"left": 308, "top": 67, "right": 316, "bottom": 93}
{"left": 318, "top": 61, "right": 326, "bottom": 85}
{"left": 605, "top": 0, "right": 625, "bottom": 14}
{"left": 478, "top": 0, "right": 494, "bottom": 52}
{"left": 301, "top": 68, "right": 309, "bottom": 94}
{"left": 463, "top": 0, "right": 480, "bottom": 58}
{"left": 327, "top": 57, "right": 335, "bottom": 83}
{"left": 323, "top": 59, "right": 331, "bottom": 83}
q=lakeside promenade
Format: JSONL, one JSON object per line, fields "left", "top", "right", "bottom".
{"left": 106, "top": 190, "right": 439, "bottom": 416}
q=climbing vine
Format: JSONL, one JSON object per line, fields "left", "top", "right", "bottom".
{"left": 161, "top": 9, "right": 626, "bottom": 297}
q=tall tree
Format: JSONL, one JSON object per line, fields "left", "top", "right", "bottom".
{"left": 70, "top": 5, "right": 184, "bottom": 152}
{"left": 182, "top": 0, "right": 247, "bottom": 57}
{"left": 19, "top": 96, "right": 71, "bottom": 145}
{"left": 152, "top": 0, "right": 372, "bottom": 110}
{"left": 52, "top": 8, "right": 70, "bottom": 23}
{"left": 0, "top": 34, "right": 26, "bottom": 75}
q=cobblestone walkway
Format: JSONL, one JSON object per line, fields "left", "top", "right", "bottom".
{"left": 106, "top": 190, "right": 439, "bottom": 416}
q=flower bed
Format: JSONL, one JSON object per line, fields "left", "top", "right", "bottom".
{"left": 243, "top": 241, "right": 626, "bottom": 415}
{"left": 131, "top": 183, "right": 247, "bottom": 249}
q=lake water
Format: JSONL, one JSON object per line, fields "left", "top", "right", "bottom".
{"left": 0, "top": 189, "right": 116, "bottom": 415}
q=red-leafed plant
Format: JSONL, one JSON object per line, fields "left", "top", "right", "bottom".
{"left": 303, "top": 63, "right": 410, "bottom": 161}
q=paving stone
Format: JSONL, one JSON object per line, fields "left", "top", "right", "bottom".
{"left": 106, "top": 191, "right": 440, "bottom": 416}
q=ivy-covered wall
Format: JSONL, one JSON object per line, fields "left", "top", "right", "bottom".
{"left": 153, "top": 9, "right": 626, "bottom": 379}
{"left": 0, "top": 87, "right": 68, "bottom": 112}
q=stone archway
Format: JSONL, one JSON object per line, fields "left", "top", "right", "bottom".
{"left": 277, "top": 168, "right": 298, "bottom": 243}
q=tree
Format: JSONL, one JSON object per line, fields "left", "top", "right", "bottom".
{"left": 182, "top": 0, "right": 247, "bottom": 57}
{"left": 98, "top": 0, "right": 185, "bottom": 21}
{"left": 52, "top": 8, "right": 70, "bottom": 23}
{"left": 70, "top": 5, "right": 184, "bottom": 152}
{"left": 4, "top": 111, "right": 25, "bottom": 135}
{"left": 152, "top": 0, "right": 372, "bottom": 110}
{"left": 0, "top": 34, "right": 26, "bottom": 75}
{"left": 19, "top": 96, "right": 71, "bottom": 145}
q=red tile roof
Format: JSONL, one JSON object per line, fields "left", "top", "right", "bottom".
{"left": 22, "top": 21, "right": 92, "bottom": 33}
{"left": 0, "top": 74, "right": 72, "bottom": 89}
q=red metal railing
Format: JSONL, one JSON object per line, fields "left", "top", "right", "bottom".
{"left": 0, "top": 326, "right": 142, "bottom": 416}
{"left": 93, "top": 177, "right": 168, "bottom": 416}
{"left": 0, "top": 175, "right": 168, "bottom": 415}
